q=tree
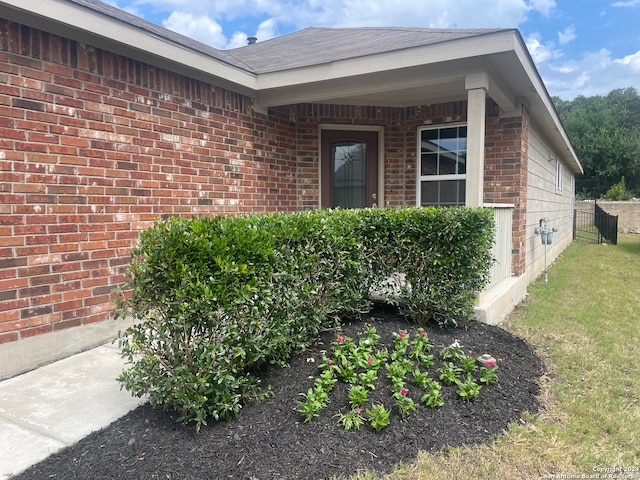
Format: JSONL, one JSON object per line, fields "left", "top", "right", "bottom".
{"left": 553, "top": 87, "right": 640, "bottom": 198}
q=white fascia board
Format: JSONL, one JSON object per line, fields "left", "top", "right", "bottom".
{"left": 255, "top": 30, "right": 518, "bottom": 91}
{"left": 0, "top": 0, "right": 258, "bottom": 94}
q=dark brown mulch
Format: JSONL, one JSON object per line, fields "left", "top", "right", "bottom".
{"left": 15, "top": 305, "right": 543, "bottom": 480}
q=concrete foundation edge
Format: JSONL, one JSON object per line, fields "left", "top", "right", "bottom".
{"left": 474, "top": 274, "right": 528, "bottom": 325}
{"left": 0, "top": 317, "right": 136, "bottom": 380}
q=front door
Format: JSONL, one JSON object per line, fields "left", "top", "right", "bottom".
{"left": 321, "top": 129, "right": 379, "bottom": 208}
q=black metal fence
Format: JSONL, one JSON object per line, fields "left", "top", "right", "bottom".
{"left": 573, "top": 201, "right": 618, "bottom": 245}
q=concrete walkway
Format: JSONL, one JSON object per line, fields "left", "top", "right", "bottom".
{"left": 0, "top": 342, "right": 146, "bottom": 479}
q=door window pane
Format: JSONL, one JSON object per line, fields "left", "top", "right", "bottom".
{"left": 332, "top": 141, "right": 366, "bottom": 208}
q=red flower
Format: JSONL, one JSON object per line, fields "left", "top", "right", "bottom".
{"left": 399, "top": 332, "right": 406, "bottom": 339}
{"left": 401, "top": 388, "right": 408, "bottom": 395}
{"left": 368, "top": 357, "right": 373, "bottom": 365}
{"left": 486, "top": 360, "right": 497, "bottom": 367}
{"left": 327, "top": 360, "right": 333, "bottom": 366}
{"left": 420, "top": 331, "right": 426, "bottom": 337}
{"left": 337, "top": 336, "right": 344, "bottom": 344}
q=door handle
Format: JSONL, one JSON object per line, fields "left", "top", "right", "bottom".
{"left": 371, "top": 193, "right": 378, "bottom": 208}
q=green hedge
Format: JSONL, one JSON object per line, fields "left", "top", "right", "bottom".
{"left": 115, "top": 207, "right": 494, "bottom": 429}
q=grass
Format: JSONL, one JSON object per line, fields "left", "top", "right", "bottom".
{"left": 347, "top": 235, "right": 640, "bottom": 480}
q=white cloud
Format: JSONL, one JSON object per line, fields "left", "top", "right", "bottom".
{"left": 123, "top": 0, "right": 556, "bottom": 40}
{"left": 538, "top": 47, "right": 640, "bottom": 99}
{"left": 162, "top": 11, "right": 228, "bottom": 48}
{"left": 527, "top": 0, "right": 556, "bottom": 16}
{"left": 612, "top": 0, "right": 640, "bottom": 7}
{"left": 525, "top": 33, "right": 562, "bottom": 64}
{"left": 558, "top": 25, "right": 576, "bottom": 45}
{"left": 614, "top": 50, "right": 640, "bottom": 72}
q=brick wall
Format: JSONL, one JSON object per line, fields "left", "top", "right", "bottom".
{"left": 0, "top": 20, "right": 298, "bottom": 344}
{"left": 484, "top": 107, "right": 529, "bottom": 276}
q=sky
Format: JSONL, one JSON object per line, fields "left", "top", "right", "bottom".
{"left": 105, "top": 0, "right": 640, "bottom": 100}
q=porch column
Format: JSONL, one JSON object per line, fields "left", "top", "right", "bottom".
{"left": 465, "top": 73, "right": 488, "bottom": 207}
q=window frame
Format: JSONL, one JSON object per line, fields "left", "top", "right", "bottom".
{"left": 556, "top": 158, "right": 564, "bottom": 192}
{"left": 416, "top": 123, "right": 467, "bottom": 207}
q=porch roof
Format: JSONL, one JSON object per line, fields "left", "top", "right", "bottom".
{"left": 0, "top": 0, "right": 582, "bottom": 174}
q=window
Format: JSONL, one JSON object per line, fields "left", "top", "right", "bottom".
{"left": 556, "top": 159, "right": 564, "bottom": 192}
{"left": 418, "top": 125, "right": 466, "bottom": 207}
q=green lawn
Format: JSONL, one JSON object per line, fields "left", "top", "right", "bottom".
{"left": 352, "top": 235, "right": 640, "bottom": 479}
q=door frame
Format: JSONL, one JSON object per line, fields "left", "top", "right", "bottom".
{"left": 319, "top": 124, "right": 385, "bottom": 209}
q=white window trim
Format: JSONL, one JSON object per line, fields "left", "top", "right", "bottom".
{"left": 416, "top": 123, "right": 467, "bottom": 207}
{"left": 556, "top": 159, "right": 564, "bottom": 192}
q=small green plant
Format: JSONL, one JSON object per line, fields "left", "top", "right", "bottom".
{"left": 297, "top": 386, "right": 329, "bottom": 422}
{"left": 366, "top": 403, "right": 391, "bottom": 432}
{"left": 348, "top": 385, "right": 369, "bottom": 408}
{"left": 457, "top": 375, "right": 482, "bottom": 401}
{"left": 386, "top": 358, "right": 412, "bottom": 381}
{"left": 315, "top": 369, "right": 338, "bottom": 391}
{"left": 392, "top": 387, "right": 416, "bottom": 419}
{"left": 440, "top": 341, "right": 465, "bottom": 361}
{"left": 412, "top": 367, "right": 431, "bottom": 389}
{"left": 358, "top": 369, "right": 378, "bottom": 391}
{"left": 439, "top": 362, "right": 463, "bottom": 386}
{"left": 479, "top": 365, "right": 499, "bottom": 385}
{"left": 391, "top": 331, "right": 409, "bottom": 360}
{"left": 460, "top": 356, "right": 478, "bottom": 374}
{"left": 421, "top": 380, "right": 445, "bottom": 408}
{"left": 410, "top": 328, "right": 433, "bottom": 360}
{"left": 334, "top": 407, "right": 365, "bottom": 431}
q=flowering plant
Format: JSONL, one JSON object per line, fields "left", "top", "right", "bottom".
{"left": 299, "top": 324, "right": 500, "bottom": 429}
{"left": 460, "top": 355, "right": 478, "bottom": 374}
{"left": 392, "top": 387, "right": 416, "bottom": 419}
{"left": 479, "top": 365, "right": 499, "bottom": 385}
{"left": 391, "top": 331, "right": 409, "bottom": 360}
{"left": 348, "top": 385, "right": 369, "bottom": 408}
{"left": 334, "top": 407, "right": 365, "bottom": 431}
{"left": 410, "top": 328, "right": 433, "bottom": 362}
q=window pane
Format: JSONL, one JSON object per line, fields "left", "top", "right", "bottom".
{"left": 419, "top": 126, "right": 467, "bottom": 177}
{"left": 457, "top": 151, "right": 467, "bottom": 174}
{"left": 421, "top": 153, "right": 437, "bottom": 175}
{"left": 420, "top": 180, "right": 466, "bottom": 207}
{"left": 420, "top": 181, "right": 439, "bottom": 206}
{"left": 332, "top": 141, "right": 366, "bottom": 208}
{"left": 439, "top": 151, "right": 458, "bottom": 175}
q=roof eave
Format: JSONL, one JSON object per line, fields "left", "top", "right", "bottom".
{"left": 0, "top": 0, "right": 258, "bottom": 95}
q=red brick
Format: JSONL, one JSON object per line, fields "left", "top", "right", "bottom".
{"left": 20, "top": 324, "right": 53, "bottom": 338}
{"left": 0, "top": 297, "right": 30, "bottom": 312}
{"left": 0, "top": 331, "right": 19, "bottom": 344}
{"left": 0, "top": 318, "right": 27, "bottom": 333}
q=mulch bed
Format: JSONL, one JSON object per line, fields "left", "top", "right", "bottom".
{"left": 15, "top": 304, "right": 543, "bottom": 480}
